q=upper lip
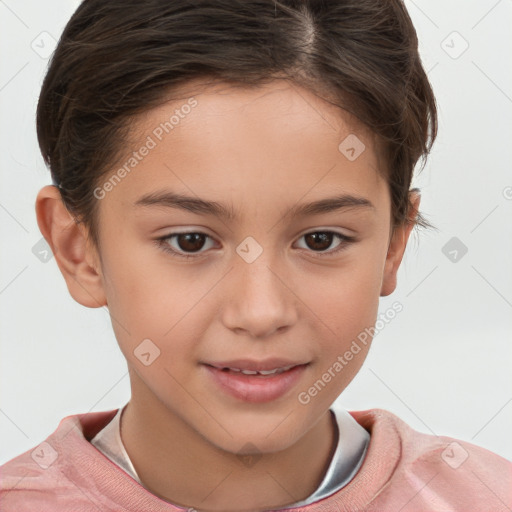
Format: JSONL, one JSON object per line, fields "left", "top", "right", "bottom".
{"left": 204, "top": 358, "right": 309, "bottom": 372}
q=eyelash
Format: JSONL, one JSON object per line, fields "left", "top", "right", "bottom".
{"left": 155, "top": 230, "right": 356, "bottom": 260}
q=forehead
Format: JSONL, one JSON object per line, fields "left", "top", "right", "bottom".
{"left": 102, "top": 79, "right": 389, "bottom": 221}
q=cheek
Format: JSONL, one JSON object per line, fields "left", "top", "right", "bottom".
{"left": 305, "top": 250, "right": 384, "bottom": 368}
{"left": 303, "top": 276, "right": 379, "bottom": 403}
{"left": 101, "top": 251, "right": 214, "bottom": 366}
{"left": 313, "top": 258, "right": 382, "bottom": 328}
{"left": 98, "top": 242, "right": 172, "bottom": 347}
{"left": 102, "top": 236, "right": 179, "bottom": 315}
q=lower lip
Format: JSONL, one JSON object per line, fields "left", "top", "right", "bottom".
{"left": 203, "top": 364, "right": 309, "bottom": 403}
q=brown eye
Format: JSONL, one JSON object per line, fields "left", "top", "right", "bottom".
{"left": 295, "top": 231, "right": 355, "bottom": 256}
{"left": 175, "top": 233, "right": 207, "bottom": 252}
{"left": 157, "top": 230, "right": 355, "bottom": 260}
{"left": 303, "top": 232, "right": 334, "bottom": 251}
{"left": 157, "top": 232, "right": 215, "bottom": 259}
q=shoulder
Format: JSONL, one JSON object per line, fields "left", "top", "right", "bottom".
{"left": 349, "top": 408, "right": 512, "bottom": 511}
{"left": 0, "top": 409, "right": 119, "bottom": 511}
{"left": 0, "top": 444, "right": 76, "bottom": 510}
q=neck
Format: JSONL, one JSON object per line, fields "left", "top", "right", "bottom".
{"left": 121, "top": 372, "right": 337, "bottom": 512}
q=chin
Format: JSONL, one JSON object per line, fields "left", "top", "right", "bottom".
{"left": 202, "top": 416, "right": 306, "bottom": 456}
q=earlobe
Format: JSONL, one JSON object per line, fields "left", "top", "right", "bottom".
{"left": 380, "top": 190, "right": 421, "bottom": 297}
{"left": 35, "top": 185, "right": 107, "bottom": 308}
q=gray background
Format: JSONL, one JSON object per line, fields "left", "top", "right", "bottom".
{"left": 1, "top": 0, "right": 511, "bottom": 465}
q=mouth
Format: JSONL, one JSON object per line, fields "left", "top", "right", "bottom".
{"left": 202, "top": 362, "right": 310, "bottom": 403}
{"left": 209, "top": 364, "right": 297, "bottom": 376}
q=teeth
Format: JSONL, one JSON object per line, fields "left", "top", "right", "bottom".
{"left": 223, "top": 364, "right": 295, "bottom": 375}
{"left": 258, "top": 369, "right": 280, "bottom": 375}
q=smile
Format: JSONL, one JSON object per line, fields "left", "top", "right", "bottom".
{"left": 203, "top": 363, "right": 309, "bottom": 403}
{"left": 217, "top": 364, "right": 296, "bottom": 376}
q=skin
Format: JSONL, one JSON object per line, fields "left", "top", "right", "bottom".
{"left": 36, "top": 79, "right": 420, "bottom": 512}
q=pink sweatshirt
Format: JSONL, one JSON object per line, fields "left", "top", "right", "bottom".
{"left": 1, "top": 408, "right": 511, "bottom": 511}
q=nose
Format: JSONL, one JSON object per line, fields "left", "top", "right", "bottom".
{"left": 220, "top": 253, "right": 299, "bottom": 339}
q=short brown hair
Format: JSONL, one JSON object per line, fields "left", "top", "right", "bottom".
{"left": 36, "top": 0, "right": 437, "bottom": 250}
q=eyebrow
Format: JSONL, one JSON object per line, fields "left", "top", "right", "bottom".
{"left": 133, "top": 190, "right": 375, "bottom": 220}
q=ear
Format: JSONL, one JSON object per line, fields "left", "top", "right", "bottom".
{"left": 35, "top": 185, "right": 107, "bottom": 308}
{"left": 380, "top": 189, "right": 421, "bottom": 297}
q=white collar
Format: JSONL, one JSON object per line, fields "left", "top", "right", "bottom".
{"left": 90, "top": 401, "right": 370, "bottom": 507}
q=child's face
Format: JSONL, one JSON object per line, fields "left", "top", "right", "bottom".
{"left": 49, "top": 80, "right": 415, "bottom": 454}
